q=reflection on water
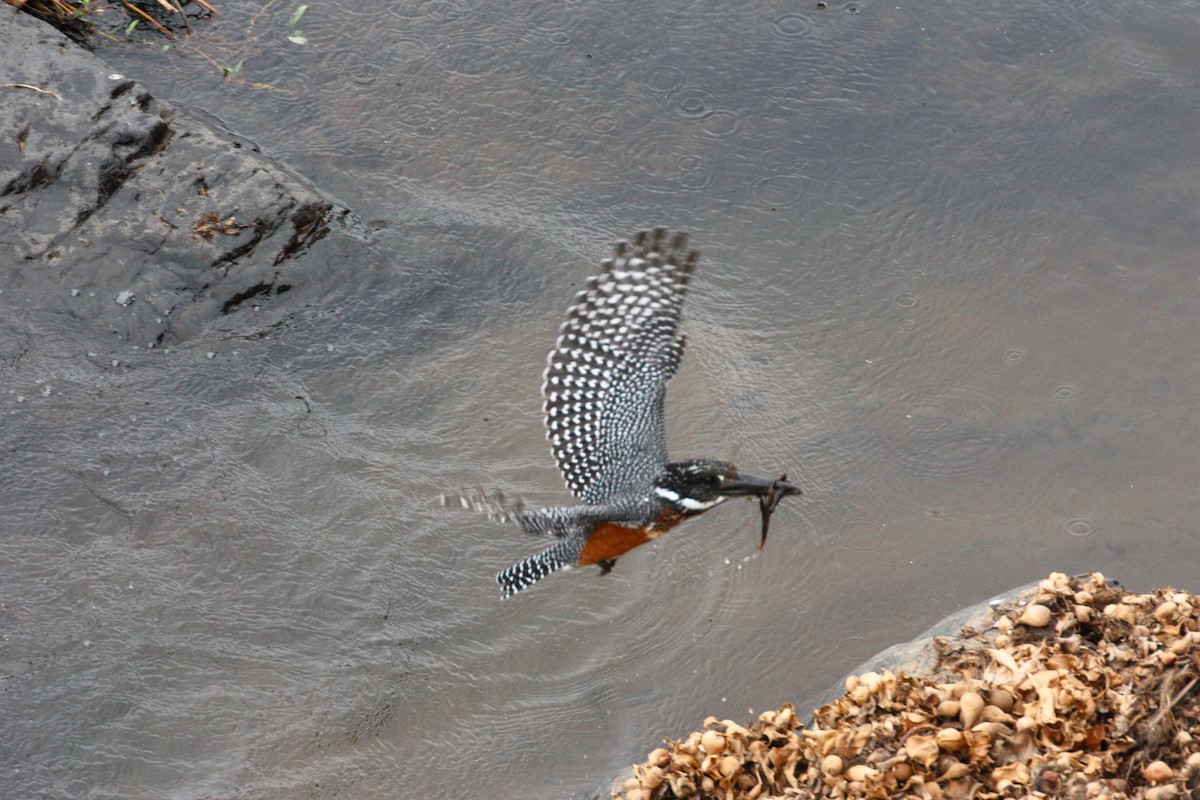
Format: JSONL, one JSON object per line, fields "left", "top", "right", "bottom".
{"left": 3, "top": 1, "right": 1200, "bottom": 797}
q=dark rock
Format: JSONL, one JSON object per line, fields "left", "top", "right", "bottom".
{"left": 0, "top": 6, "right": 361, "bottom": 348}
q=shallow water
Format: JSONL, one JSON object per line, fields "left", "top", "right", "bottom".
{"left": 3, "top": 1, "right": 1200, "bottom": 798}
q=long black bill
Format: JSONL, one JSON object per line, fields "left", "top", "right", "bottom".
{"left": 722, "top": 471, "right": 802, "bottom": 550}
{"left": 722, "top": 471, "right": 802, "bottom": 498}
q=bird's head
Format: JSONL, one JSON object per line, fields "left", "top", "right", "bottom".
{"left": 653, "top": 458, "right": 802, "bottom": 516}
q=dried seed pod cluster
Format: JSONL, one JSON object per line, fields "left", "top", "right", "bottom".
{"left": 615, "top": 573, "right": 1200, "bottom": 800}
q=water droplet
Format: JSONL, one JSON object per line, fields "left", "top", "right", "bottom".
{"left": 411, "top": 0, "right": 467, "bottom": 20}
{"left": 591, "top": 115, "right": 616, "bottom": 134}
{"left": 836, "top": 634, "right": 866, "bottom": 663}
{"left": 1054, "top": 385, "right": 1076, "bottom": 400}
{"left": 678, "top": 157, "right": 713, "bottom": 190}
{"left": 552, "top": 122, "right": 583, "bottom": 143}
{"left": 393, "top": 102, "right": 447, "bottom": 137}
{"left": 453, "top": 377, "right": 479, "bottom": 395}
{"left": 753, "top": 174, "right": 806, "bottom": 207}
{"left": 834, "top": 517, "right": 887, "bottom": 553}
{"left": 700, "top": 109, "right": 739, "bottom": 137}
{"left": 1003, "top": 348, "right": 1025, "bottom": 363}
{"left": 893, "top": 292, "right": 917, "bottom": 309}
{"left": 632, "top": 64, "right": 687, "bottom": 94}
{"left": 770, "top": 13, "right": 813, "bottom": 38}
{"left": 1064, "top": 516, "right": 1094, "bottom": 537}
{"left": 767, "top": 85, "right": 807, "bottom": 111}
{"left": 335, "top": 49, "right": 382, "bottom": 87}
{"left": 678, "top": 96, "right": 708, "bottom": 117}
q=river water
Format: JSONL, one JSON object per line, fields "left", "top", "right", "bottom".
{"left": 3, "top": 1, "right": 1199, "bottom": 798}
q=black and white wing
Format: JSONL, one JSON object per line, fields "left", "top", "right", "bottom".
{"left": 542, "top": 229, "right": 697, "bottom": 505}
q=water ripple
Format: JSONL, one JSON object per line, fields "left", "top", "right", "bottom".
{"left": 882, "top": 384, "right": 1021, "bottom": 480}
{"left": 769, "top": 12, "right": 815, "bottom": 39}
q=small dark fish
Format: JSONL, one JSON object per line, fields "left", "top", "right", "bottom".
{"left": 757, "top": 473, "right": 791, "bottom": 549}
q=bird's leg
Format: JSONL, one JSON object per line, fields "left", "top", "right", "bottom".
{"left": 597, "top": 559, "right": 617, "bottom": 575}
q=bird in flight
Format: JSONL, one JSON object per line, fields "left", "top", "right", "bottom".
{"left": 463, "top": 228, "right": 802, "bottom": 596}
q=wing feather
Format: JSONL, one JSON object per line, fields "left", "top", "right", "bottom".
{"left": 543, "top": 229, "right": 698, "bottom": 503}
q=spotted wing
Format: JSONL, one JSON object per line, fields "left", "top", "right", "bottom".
{"left": 543, "top": 229, "right": 697, "bottom": 504}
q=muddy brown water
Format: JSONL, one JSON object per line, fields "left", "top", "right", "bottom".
{"left": 3, "top": 2, "right": 1199, "bottom": 798}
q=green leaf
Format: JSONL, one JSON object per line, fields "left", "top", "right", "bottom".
{"left": 222, "top": 59, "right": 244, "bottom": 78}
{"left": 125, "top": 18, "right": 139, "bottom": 34}
{"left": 290, "top": 4, "right": 308, "bottom": 27}
{"left": 287, "top": 33, "right": 308, "bottom": 45}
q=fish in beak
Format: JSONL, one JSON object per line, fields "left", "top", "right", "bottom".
{"left": 721, "top": 471, "right": 802, "bottom": 549}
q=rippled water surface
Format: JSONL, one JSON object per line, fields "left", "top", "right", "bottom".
{"left": 4, "top": 1, "right": 1200, "bottom": 797}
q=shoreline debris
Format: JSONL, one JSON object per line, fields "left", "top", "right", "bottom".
{"left": 616, "top": 572, "right": 1200, "bottom": 800}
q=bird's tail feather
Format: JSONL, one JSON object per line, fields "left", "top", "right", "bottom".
{"left": 497, "top": 537, "right": 582, "bottom": 597}
{"left": 440, "top": 488, "right": 525, "bottom": 526}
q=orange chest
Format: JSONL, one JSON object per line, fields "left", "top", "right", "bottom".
{"left": 576, "top": 511, "right": 686, "bottom": 567}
